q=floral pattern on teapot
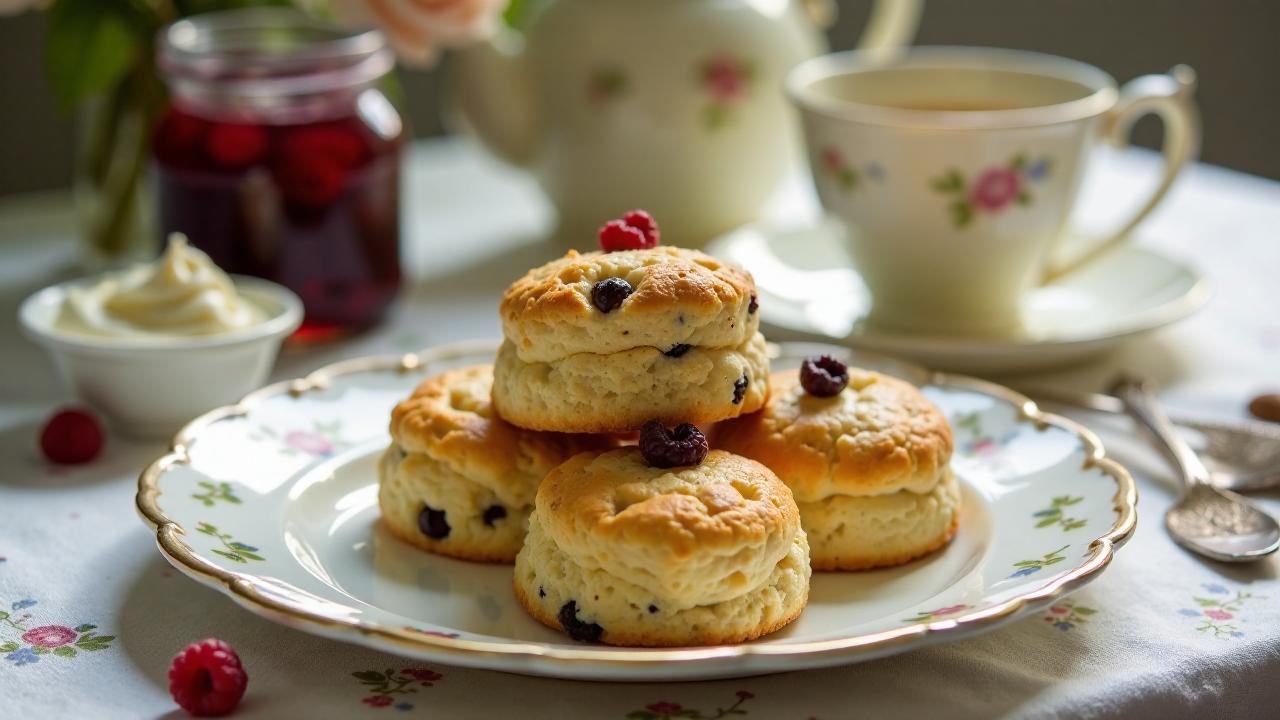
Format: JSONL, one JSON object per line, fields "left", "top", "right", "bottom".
{"left": 698, "top": 54, "right": 755, "bottom": 130}
{"left": 820, "top": 147, "right": 886, "bottom": 192}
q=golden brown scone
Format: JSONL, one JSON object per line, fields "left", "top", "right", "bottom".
{"left": 379, "top": 365, "right": 611, "bottom": 563}
{"left": 512, "top": 448, "right": 810, "bottom": 646}
{"left": 715, "top": 368, "right": 959, "bottom": 571}
{"left": 491, "top": 332, "right": 769, "bottom": 433}
{"left": 499, "top": 247, "right": 759, "bottom": 363}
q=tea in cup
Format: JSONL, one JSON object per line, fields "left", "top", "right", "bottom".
{"left": 787, "top": 47, "right": 1199, "bottom": 336}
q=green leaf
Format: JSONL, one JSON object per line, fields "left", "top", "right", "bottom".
{"left": 1044, "top": 556, "right": 1065, "bottom": 566}
{"left": 1074, "top": 607, "right": 1097, "bottom": 615}
{"left": 950, "top": 201, "right": 974, "bottom": 228}
{"left": 0, "top": 641, "right": 19, "bottom": 653}
{"left": 1010, "top": 153, "right": 1028, "bottom": 170}
{"left": 74, "top": 624, "right": 96, "bottom": 633}
{"left": 702, "top": 104, "right": 729, "bottom": 130}
{"left": 1016, "top": 192, "right": 1031, "bottom": 206}
{"left": 0, "top": 611, "right": 8, "bottom": 620}
{"left": 45, "top": 0, "right": 147, "bottom": 112}
{"left": 1058, "top": 496, "right": 1083, "bottom": 506}
{"left": 840, "top": 168, "right": 858, "bottom": 190}
{"left": 1034, "top": 517, "right": 1059, "bottom": 528}
{"left": 77, "top": 635, "right": 115, "bottom": 650}
{"left": 212, "top": 549, "right": 247, "bottom": 563}
{"left": 229, "top": 542, "right": 258, "bottom": 551}
{"left": 931, "top": 170, "right": 964, "bottom": 193}
{"left": 54, "top": 646, "right": 77, "bottom": 657}
{"left": 236, "top": 550, "right": 265, "bottom": 562}
{"left": 32, "top": 646, "right": 50, "bottom": 655}
{"left": 196, "top": 522, "right": 218, "bottom": 536}
{"left": 352, "top": 671, "right": 386, "bottom": 682}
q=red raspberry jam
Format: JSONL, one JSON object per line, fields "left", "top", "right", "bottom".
{"left": 154, "top": 9, "right": 404, "bottom": 341}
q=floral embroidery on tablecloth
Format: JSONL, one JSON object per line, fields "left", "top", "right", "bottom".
{"left": 252, "top": 420, "right": 349, "bottom": 458}
{"left": 1, "top": 598, "right": 115, "bottom": 665}
{"left": 1041, "top": 599, "right": 1096, "bottom": 631}
{"left": 626, "top": 690, "right": 755, "bottom": 719}
{"left": 1009, "top": 545, "right": 1069, "bottom": 578}
{"left": 1177, "top": 582, "right": 1263, "bottom": 639}
{"left": 1032, "top": 496, "right": 1088, "bottom": 532}
{"left": 195, "top": 522, "right": 264, "bottom": 563}
{"left": 903, "top": 604, "right": 971, "bottom": 623}
{"left": 353, "top": 667, "right": 442, "bottom": 711}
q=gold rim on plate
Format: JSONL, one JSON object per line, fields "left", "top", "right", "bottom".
{"left": 136, "top": 339, "right": 1137, "bottom": 667}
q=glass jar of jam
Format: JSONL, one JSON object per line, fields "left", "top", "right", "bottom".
{"left": 154, "top": 8, "right": 404, "bottom": 341}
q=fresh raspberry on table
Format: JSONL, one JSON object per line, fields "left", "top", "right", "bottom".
{"left": 169, "top": 638, "right": 248, "bottom": 717}
{"left": 39, "top": 408, "right": 104, "bottom": 465}
{"left": 598, "top": 209, "right": 660, "bottom": 251}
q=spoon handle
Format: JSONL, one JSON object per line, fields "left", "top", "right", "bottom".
{"left": 1111, "top": 375, "right": 1214, "bottom": 487}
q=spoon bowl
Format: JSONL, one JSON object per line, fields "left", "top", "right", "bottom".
{"left": 1112, "top": 375, "right": 1280, "bottom": 563}
{"left": 1165, "top": 484, "right": 1280, "bottom": 562}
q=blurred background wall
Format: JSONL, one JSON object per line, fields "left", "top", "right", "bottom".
{"left": 2, "top": 0, "right": 1277, "bottom": 196}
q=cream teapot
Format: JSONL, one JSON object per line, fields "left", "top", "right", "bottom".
{"left": 450, "top": 0, "right": 921, "bottom": 245}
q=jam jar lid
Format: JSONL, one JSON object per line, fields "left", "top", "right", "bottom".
{"left": 157, "top": 7, "right": 395, "bottom": 120}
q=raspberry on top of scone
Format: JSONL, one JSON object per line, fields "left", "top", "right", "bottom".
{"left": 499, "top": 211, "right": 760, "bottom": 363}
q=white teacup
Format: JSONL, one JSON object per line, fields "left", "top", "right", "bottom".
{"left": 787, "top": 47, "right": 1199, "bottom": 336}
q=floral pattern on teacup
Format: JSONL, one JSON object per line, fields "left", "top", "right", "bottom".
{"left": 698, "top": 54, "right": 754, "bottom": 130}
{"left": 820, "top": 147, "right": 885, "bottom": 192}
{"left": 931, "top": 154, "right": 1052, "bottom": 227}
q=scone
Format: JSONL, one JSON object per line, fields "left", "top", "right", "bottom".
{"left": 379, "top": 365, "right": 610, "bottom": 563}
{"left": 513, "top": 448, "right": 810, "bottom": 646}
{"left": 493, "top": 243, "right": 769, "bottom": 432}
{"left": 714, "top": 362, "right": 959, "bottom": 571}
{"left": 491, "top": 331, "right": 769, "bottom": 433}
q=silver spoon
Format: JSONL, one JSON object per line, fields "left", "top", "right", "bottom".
{"left": 1111, "top": 375, "right": 1279, "bottom": 563}
{"left": 1021, "top": 385, "right": 1280, "bottom": 492}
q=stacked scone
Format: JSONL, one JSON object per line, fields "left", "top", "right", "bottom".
{"left": 377, "top": 209, "right": 957, "bottom": 648}
{"left": 492, "top": 236, "right": 769, "bottom": 432}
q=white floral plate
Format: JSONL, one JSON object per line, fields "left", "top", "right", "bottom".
{"left": 137, "top": 340, "right": 1136, "bottom": 682}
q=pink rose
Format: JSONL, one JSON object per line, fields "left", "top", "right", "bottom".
{"left": 401, "top": 667, "right": 442, "bottom": 683}
{"left": 362, "top": 695, "right": 394, "bottom": 708}
{"left": 21, "top": 625, "right": 77, "bottom": 648}
{"left": 822, "top": 147, "right": 843, "bottom": 172}
{"left": 1204, "top": 609, "right": 1233, "bottom": 621}
{"left": 704, "top": 56, "right": 746, "bottom": 101}
{"left": 736, "top": 690, "right": 755, "bottom": 699}
{"left": 931, "top": 604, "right": 967, "bottom": 616}
{"left": 1050, "top": 606, "right": 1069, "bottom": 615}
{"left": 330, "top": 0, "right": 506, "bottom": 67}
{"left": 285, "top": 430, "right": 333, "bottom": 456}
{"left": 970, "top": 167, "right": 1021, "bottom": 212}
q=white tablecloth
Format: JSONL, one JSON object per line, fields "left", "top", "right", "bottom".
{"left": 1, "top": 139, "right": 1277, "bottom": 719}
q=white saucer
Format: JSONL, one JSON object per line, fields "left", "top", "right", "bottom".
{"left": 706, "top": 218, "right": 1210, "bottom": 373}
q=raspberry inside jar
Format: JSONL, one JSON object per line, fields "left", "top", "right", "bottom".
{"left": 153, "top": 9, "right": 404, "bottom": 341}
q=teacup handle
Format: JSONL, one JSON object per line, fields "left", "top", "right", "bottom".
{"left": 1043, "top": 65, "right": 1200, "bottom": 282}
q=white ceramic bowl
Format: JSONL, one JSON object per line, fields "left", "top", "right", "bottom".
{"left": 19, "top": 275, "right": 303, "bottom": 439}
